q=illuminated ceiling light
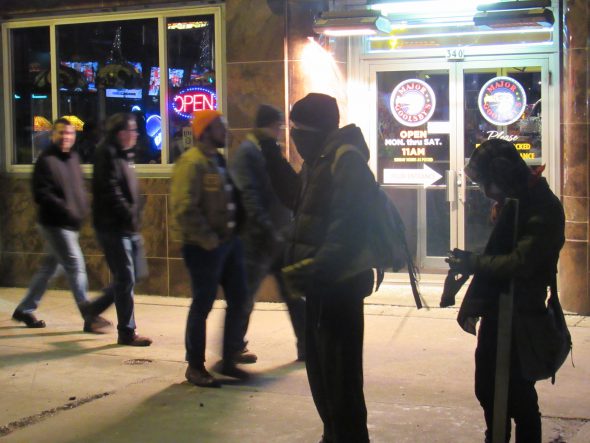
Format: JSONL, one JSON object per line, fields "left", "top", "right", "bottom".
{"left": 474, "top": 0, "right": 554, "bottom": 29}
{"left": 370, "top": 0, "right": 490, "bottom": 15}
{"left": 313, "top": 10, "right": 392, "bottom": 37}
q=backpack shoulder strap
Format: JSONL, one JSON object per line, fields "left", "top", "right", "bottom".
{"left": 330, "top": 144, "right": 364, "bottom": 175}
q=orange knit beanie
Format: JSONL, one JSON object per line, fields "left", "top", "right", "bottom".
{"left": 192, "top": 110, "right": 222, "bottom": 139}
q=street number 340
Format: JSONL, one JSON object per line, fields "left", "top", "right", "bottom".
{"left": 446, "top": 48, "right": 465, "bottom": 60}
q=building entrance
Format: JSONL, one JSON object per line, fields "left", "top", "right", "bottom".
{"left": 363, "top": 55, "right": 553, "bottom": 272}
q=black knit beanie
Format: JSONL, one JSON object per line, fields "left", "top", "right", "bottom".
{"left": 290, "top": 93, "right": 339, "bottom": 132}
{"left": 255, "top": 104, "right": 283, "bottom": 128}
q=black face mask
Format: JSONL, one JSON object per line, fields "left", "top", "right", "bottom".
{"left": 290, "top": 128, "right": 326, "bottom": 163}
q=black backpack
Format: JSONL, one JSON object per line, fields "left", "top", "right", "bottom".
{"left": 332, "top": 145, "right": 422, "bottom": 309}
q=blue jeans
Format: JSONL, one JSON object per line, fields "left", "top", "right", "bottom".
{"left": 17, "top": 225, "right": 88, "bottom": 315}
{"left": 94, "top": 231, "right": 146, "bottom": 337}
{"left": 182, "top": 237, "right": 247, "bottom": 367}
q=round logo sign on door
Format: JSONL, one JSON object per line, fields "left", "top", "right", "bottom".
{"left": 389, "top": 79, "right": 436, "bottom": 127}
{"left": 478, "top": 76, "right": 527, "bottom": 126}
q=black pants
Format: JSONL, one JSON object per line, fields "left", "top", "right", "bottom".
{"left": 238, "top": 236, "right": 306, "bottom": 356}
{"left": 475, "top": 316, "right": 541, "bottom": 443}
{"left": 305, "top": 292, "right": 369, "bottom": 443}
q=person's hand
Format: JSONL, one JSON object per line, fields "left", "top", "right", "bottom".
{"left": 445, "top": 248, "right": 475, "bottom": 275}
{"left": 281, "top": 258, "right": 314, "bottom": 300}
{"left": 440, "top": 271, "right": 469, "bottom": 307}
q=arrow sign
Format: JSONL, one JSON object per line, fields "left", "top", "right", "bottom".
{"left": 383, "top": 164, "right": 443, "bottom": 187}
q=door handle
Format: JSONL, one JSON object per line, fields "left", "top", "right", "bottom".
{"left": 457, "top": 169, "right": 465, "bottom": 203}
{"left": 446, "top": 170, "right": 456, "bottom": 202}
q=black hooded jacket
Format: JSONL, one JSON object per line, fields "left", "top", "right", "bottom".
{"left": 265, "top": 124, "right": 376, "bottom": 296}
{"left": 92, "top": 140, "right": 142, "bottom": 234}
{"left": 457, "top": 177, "right": 565, "bottom": 333}
{"left": 32, "top": 144, "right": 89, "bottom": 230}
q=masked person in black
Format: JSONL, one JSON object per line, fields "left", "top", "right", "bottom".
{"left": 445, "top": 139, "right": 565, "bottom": 443}
{"left": 262, "top": 93, "right": 375, "bottom": 443}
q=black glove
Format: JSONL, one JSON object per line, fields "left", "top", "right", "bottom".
{"left": 439, "top": 271, "right": 470, "bottom": 307}
{"left": 445, "top": 248, "right": 476, "bottom": 275}
{"left": 281, "top": 258, "right": 314, "bottom": 301}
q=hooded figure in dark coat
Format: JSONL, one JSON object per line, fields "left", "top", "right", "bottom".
{"left": 445, "top": 139, "right": 565, "bottom": 443}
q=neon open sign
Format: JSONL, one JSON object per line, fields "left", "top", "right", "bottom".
{"left": 172, "top": 87, "right": 217, "bottom": 119}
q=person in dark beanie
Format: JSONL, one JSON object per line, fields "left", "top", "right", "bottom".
{"left": 230, "top": 104, "right": 306, "bottom": 363}
{"left": 445, "top": 139, "right": 565, "bottom": 442}
{"left": 12, "top": 118, "right": 109, "bottom": 333}
{"left": 87, "top": 113, "right": 152, "bottom": 346}
{"left": 262, "top": 93, "right": 375, "bottom": 443}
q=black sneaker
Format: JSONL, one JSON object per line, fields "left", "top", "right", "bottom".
{"left": 12, "top": 310, "right": 46, "bottom": 328}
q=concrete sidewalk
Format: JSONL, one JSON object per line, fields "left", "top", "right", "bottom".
{"left": 0, "top": 286, "right": 588, "bottom": 442}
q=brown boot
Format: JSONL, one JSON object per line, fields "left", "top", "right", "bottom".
{"left": 117, "top": 333, "right": 152, "bottom": 347}
{"left": 185, "top": 365, "right": 221, "bottom": 388}
{"left": 232, "top": 348, "right": 258, "bottom": 364}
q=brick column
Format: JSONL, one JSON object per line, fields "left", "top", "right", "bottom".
{"left": 559, "top": 0, "right": 590, "bottom": 314}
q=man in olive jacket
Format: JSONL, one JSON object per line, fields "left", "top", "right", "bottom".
{"left": 446, "top": 139, "right": 565, "bottom": 443}
{"left": 264, "top": 94, "right": 375, "bottom": 443}
{"left": 171, "top": 110, "right": 248, "bottom": 388}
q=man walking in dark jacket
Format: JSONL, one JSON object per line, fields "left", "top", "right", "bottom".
{"left": 86, "top": 113, "right": 152, "bottom": 346}
{"left": 12, "top": 118, "right": 109, "bottom": 333}
{"left": 446, "top": 139, "right": 565, "bottom": 443}
{"left": 264, "top": 94, "right": 375, "bottom": 443}
{"left": 230, "top": 104, "right": 305, "bottom": 362}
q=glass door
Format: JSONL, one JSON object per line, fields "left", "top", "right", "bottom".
{"left": 370, "top": 61, "right": 458, "bottom": 270}
{"left": 458, "top": 60, "right": 549, "bottom": 254}
{"left": 368, "top": 57, "right": 550, "bottom": 271}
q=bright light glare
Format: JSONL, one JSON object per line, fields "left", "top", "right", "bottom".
{"left": 322, "top": 29, "right": 378, "bottom": 37}
{"left": 301, "top": 37, "right": 346, "bottom": 100}
{"left": 371, "top": 0, "right": 490, "bottom": 15}
{"left": 370, "top": 26, "right": 552, "bottom": 41}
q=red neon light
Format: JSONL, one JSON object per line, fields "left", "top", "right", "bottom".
{"left": 174, "top": 92, "right": 215, "bottom": 113}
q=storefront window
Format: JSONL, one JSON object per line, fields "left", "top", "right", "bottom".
{"left": 4, "top": 7, "right": 219, "bottom": 168}
{"left": 57, "top": 19, "right": 159, "bottom": 164}
{"left": 166, "top": 15, "right": 216, "bottom": 163}
{"left": 10, "top": 27, "right": 52, "bottom": 164}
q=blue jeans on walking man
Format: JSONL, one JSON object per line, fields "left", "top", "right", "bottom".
{"left": 16, "top": 224, "right": 88, "bottom": 314}
{"left": 92, "top": 231, "right": 147, "bottom": 338}
{"left": 182, "top": 237, "right": 247, "bottom": 367}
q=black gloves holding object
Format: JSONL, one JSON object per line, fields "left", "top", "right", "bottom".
{"left": 439, "top": 271, "right": 469, "bottom": 307}
{"left": 445, "top": 248, "right": 476, "bottom": 275}
{"left": 440, "top": 248, "right": 476, "bottom": 307}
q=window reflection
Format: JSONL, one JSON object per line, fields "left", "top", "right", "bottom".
{"left": 11, "top": 27, "right": 52, "bottom": 164}
{"left": 57, "top": 19, "right": 160, "bottom": 164}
